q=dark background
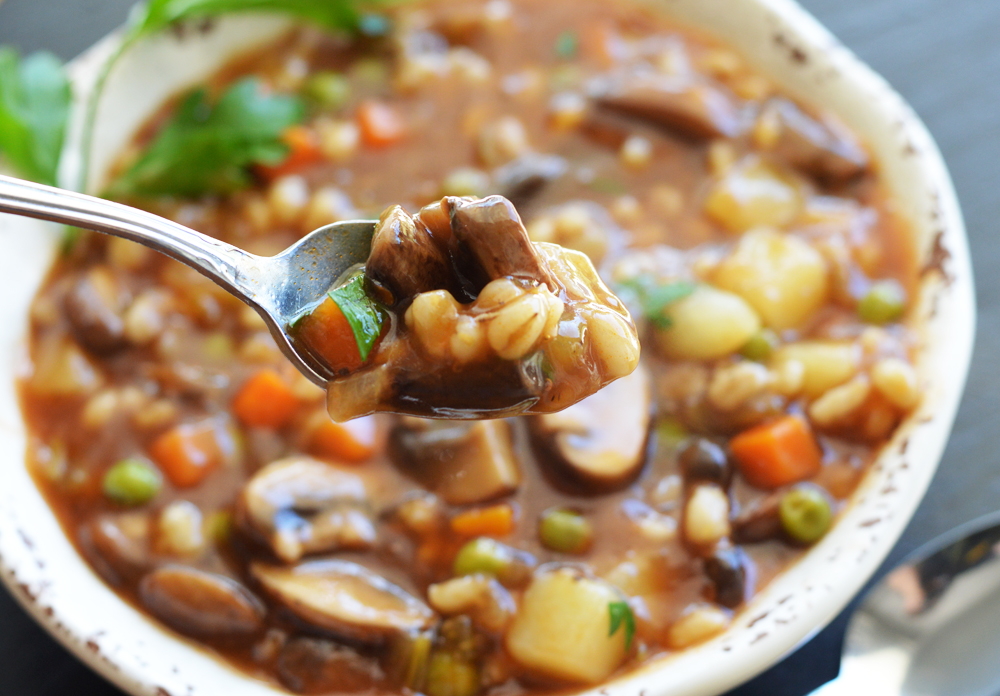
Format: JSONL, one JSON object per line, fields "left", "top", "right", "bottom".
{"left": 0, "top": 0, "right": 997, "bottom": 693}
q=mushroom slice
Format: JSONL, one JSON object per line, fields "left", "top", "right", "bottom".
{"left": 492, "top": 154, "right": 568, "bottom": 211}
{"left": 366, "top": 205, "right": 453, "bottom": 305}
{"left": 761, "top": 98, "right": 869, "bottom": 183}
{"left": 252, "top": 560, "right": 436, "bottom": 642}
{"left": 594, "top": 72, "right": 743, "bottom": 140}
{"left": 446, "top": 195, "right": 557, "bottom": 291}
{"left": 237, "top": 456, "right": 377, "bottom": 563}
{"left": 139, "top": 566, "right": 266, "bottom": 640}
{"left": 531, "top": 362, "right": 651, "bottom": 491}
{"left": 390, "top": 419, "right": 521, "bottom": 505}
{"left": 64, "top": 267, "right": 127, "bottom": 354}
{"left": 81, "top": 512, "right": 153, "bottom": 585}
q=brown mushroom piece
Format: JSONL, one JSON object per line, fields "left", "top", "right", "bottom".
{"left": 64, "top": 267, "right": 127, "bottom": 354}
{"left": 731, "top": 491, "right": 783, "bottom": 544}
{"left": 760, "top": 98, "right": 869, "bottom": 183}
{"left": 236, "top": 456, "right": 377, "bottom": 563}
{"left": 530, "top": 362, "right": 651, "bottom": 491}
{"left": 365, "top": 205, "right": 454, "bottom": 305}
{"left": 138, "top": 566, "right": 266, "bottom": 640}
{"left": 276, "top": 637, "right": 387, "bottom": 695}
{"left": 80, "top": 512, "right": 153, "bottom": 585}
{"left": 492, "top": 153, "right": 568, "bottom": 212}
{"left": 390, "top": 419, "right": 521, "bottom": 505}
{"left": 251, "top": 560, "right": 436, "bottom": 643}
{"left": 594, "top": 72, "right": 743, "bottom": 140}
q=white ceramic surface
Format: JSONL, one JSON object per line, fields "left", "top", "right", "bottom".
{"left": 0, "top": 2, "right": 975, "bottom": 696}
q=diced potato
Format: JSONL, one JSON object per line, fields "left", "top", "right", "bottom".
{"left": 505, "top": 567, "right": 628, "bottom": 684}
{"left": 667, "top": 603, "right": 731, "bottom": 649}
{"left": 653, "top": 286, "right": 761, "bottom": 361}
{"left": 772, "top": 341, "right": 860, "bottom": 398}
{"left": 712, "top": 228, "right": 829, "bottom": 330}
{"left": 28, "top": 337, "right": 103, "bottom": 396}
{"left": 704, "top": 157, "right": 802, "bottom": 233}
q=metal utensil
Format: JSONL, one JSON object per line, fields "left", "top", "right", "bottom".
{"left": 0, "top": 173, "right": 375, "bottom": 387}
{"left": 811, "top": 510, "right": 1000, "bottom": 696}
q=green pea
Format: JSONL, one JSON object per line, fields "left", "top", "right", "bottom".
{"left": 102, "top": 459, "right": 162, "bottom": 506}
{"left": 424, "top": 651, "right": 479, "bottom": 696}
{"left": 779, "top": 486, "right": 832, "bottom": 544}
{"left": 655, "top": 417, "right": 689, "bottom": 450}
{"left": 740, "top": 328, "right": 780, "bottom": 361}
{"left": 453, "top": 537, "right": 512, "bottom": 577}
{"left": 303, "top": 71, "right": 351, "bottom": 111}
{"left": 538, "top": 508, "right": 593, "bottom": 554}
{"left": 858, "top": 280, "right": 907, "bottom": 324}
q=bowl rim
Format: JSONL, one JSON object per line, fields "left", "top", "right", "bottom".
{"left": 0, "top": 0, "right": 975, "bottom": 695}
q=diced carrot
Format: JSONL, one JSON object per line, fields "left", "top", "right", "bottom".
{"left": 232, "top": 369, "right": 301, "bottom": 429}
{"left": 729, "top": 415, "right": 823, "bottom": 489}
{"left": 450, "top": 504, "right": 516, "bottom": 537}
{"left": 256, "top": 125, "right": 325, "bottom": 180}
{"left": 294, "top": 296, "right": 363, "bottom": 373}
{"left": 309, "top": 415, "right": 377, "bottom": 463}
{"left": 149, "top": 421, "right": 225, "bottom": 488}
{"left": 356, "top": 100, "right": 406, "bottom": 147}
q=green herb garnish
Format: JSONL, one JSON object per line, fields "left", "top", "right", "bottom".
{"left": 617, "top": 276, "right": 696, "bottom": 329}
{"left": 587, "top": 176, "right": 627, "bottom": 195}
{"left": 327, "top": 272, "right": 386, "bottom": 361}
{"left": 0, "top": 48, "right": 71, "bottom": 185}
{"left": 554, "top": 31, "right": 578, "bottom": 59}
{"left": 130, "top": 0, "right": 378, "bottom": 39}
{"left": 608, "top": 601, "right": 636, "bottom": 650}
{"left": 107, "top": 78, "right": 303, "bottom": 197}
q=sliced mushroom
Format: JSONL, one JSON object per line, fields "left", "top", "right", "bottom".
{"left": 594, "top": 72, "right": 743, "bottom": 140}
{"left": 252, "top": 560, "right": 436, "bottom": 643}
{"left": 237, "top": 456, "right": 377, "bottom": 563}
{"left": 81, "top": 512, "right": 153, "bottom": 585}
{"left": 389, "top": 419, "right": 521, "bottom": 505}
{"left": 276, "top": 637, "right": 386, "bottom": 695}
{"left": 446, "top": 195, "right": 557, "bottom": 291}
{"left": 138, "top": 566, "right": 266, "bottom": 640}
{"left": 731, "top": 491, "right": 783, "bottom": 544}
{"left": 64, "top": 267, "right": 127, "bottom": 354}
{"left": 492, "top": 154, "right": 568, "bottom": 211}
{"left": 366, "top": 205, "right": 453, "bottom": 305}
{"left": 762, "top": 99, "right": 869, "bottom": 183}
{"left": 704, "top": 547, "right": 753, "bottom": 608}
{"left": 530, "top": 362, "right": 651, "bottom": 491}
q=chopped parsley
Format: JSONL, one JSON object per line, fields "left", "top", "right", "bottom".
{"left": 617, "top": 276, "right": 696, "bottom": 329}
{"left": 608, "top": 600, "right": 636, "bottom": 650}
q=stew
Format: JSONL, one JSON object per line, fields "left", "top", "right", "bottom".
{"left": 19, "top": 0, "right": 922, "bottom": 693}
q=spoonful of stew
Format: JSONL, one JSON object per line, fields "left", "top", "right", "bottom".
{"left": 0, "top": 175, "right": 639, "bottom": 420}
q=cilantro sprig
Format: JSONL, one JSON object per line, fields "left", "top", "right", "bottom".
{"left": 107, "top": 78, "right": 304, "bottom": 197}
{"left": 608, "top": 600, "right": 636, "bottom": 650}
{"left": 326, "top": 272, "right": 386, "bottom": 362}
{"left": 617, "top": 276, "right": 696, "bottom": 329}
{"left": 0, "top": 48, "right": 71, "bottom": 185}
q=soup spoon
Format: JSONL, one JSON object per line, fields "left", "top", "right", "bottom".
{"left": 809, "top": 510, "right": 1000, "bottom": 696}
{"left": 0, "top": 173, "right": 375, "bottom": 387}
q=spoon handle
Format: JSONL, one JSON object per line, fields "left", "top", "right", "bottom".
{"left": 0, "top": 174, "right": 266, "bottom": 305}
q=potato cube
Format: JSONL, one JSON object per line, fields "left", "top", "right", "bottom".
{"left": 653, "top": 286, "right": 761, "bottom": 361}
{"left": 712, "top": 228, "right": 829, "bottom": 330}
{"left": 505, "top": 567, "right": 628, "bottom": 683}
{"left": 772, "top": 341, "right": 860, "bottom": 398}
{"left": 704, "top": 157, "right": 802, "bottom": 233}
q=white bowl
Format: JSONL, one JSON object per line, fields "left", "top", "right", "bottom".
{"left": 0, "top": 2, "right": 974, "bottom": 695}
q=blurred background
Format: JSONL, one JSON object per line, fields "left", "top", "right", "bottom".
{"left": 0, "top": 0, "right": 997, "bottom": 694}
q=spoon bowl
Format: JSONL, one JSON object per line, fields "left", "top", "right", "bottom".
{"left": 0, "top": 173, "right": 375, "bottom": 386}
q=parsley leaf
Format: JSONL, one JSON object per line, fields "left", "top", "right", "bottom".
{"left": 617, "top": 276, "right": 696, "bottom": 329}
{"left": 130, "top": 0, "right": 378, "bottom": 38}
{"left": 108, "top": 78, "right": 304, "bottom": 198}
{"left": 327, "top": 272, "right": 386, "bottom": 362}
{"left": 608, "top": 601, "right": 636, "bottom": 650}
{"left": 554, "top": 31, "right": 578, "bottom": 59}
{"left": 0, "top": 48, "right": 71, "bottom": 185}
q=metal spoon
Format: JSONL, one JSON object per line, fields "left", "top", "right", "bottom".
{"left": 810, "top": 510, "right": 1000, "bottom": 696}
{"left": 0, "top": 173, "right": 375, "bottom": 387}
